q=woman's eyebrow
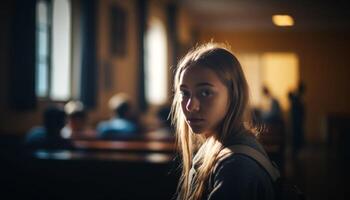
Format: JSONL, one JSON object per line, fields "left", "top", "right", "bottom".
{"left": 196, "top": 82, "right": 214, "bottom": 87}
{"left": 180, "top": 83, "right": 214, "bottom": 88}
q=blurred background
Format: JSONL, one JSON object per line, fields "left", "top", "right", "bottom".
{"left": 0, "top": 0, "right": 349, "bottom": 199}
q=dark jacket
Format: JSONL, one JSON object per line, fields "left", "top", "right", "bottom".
{"left": 189, "top": 133, "right": 275, "bottom": 200}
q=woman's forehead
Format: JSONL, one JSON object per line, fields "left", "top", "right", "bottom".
{"left": 179, "top": 65, "right": 225, "bottom": 88}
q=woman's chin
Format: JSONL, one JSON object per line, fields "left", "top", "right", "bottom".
{"left": 190, "top": 127, "right": 211, "bottom": 136}
{"left": 189, "top": 127, "right": 204, "bottom": 134}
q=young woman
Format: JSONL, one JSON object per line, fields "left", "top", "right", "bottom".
{"left": 171, "top": 43, "right": 277, "bottom": 200}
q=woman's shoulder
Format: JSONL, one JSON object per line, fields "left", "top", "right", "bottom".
{"left": 227, "top": 131, "right": 269, "bottom": 157}
{"left": 207, "top": 153, "right": 275, "bottom": 199}
{"left": 214, "top": 152, "right": 268, "bottom": 179}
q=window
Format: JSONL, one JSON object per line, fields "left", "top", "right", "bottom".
{"left": 35, "top": 0, "right": 72, "bottom": 101}
{"left": 35, "top": 0, "right": 49, "bottom": 97}
{"left": 144, "top": 17, "right": 168, "bottom": 105}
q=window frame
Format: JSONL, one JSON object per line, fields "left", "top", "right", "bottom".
{"left": 35, "top": 0, "right": 74, "bottom": 102}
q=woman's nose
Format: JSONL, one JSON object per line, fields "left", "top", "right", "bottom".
{"left": 186, "top": 97, "right": 200, "bottom": 112}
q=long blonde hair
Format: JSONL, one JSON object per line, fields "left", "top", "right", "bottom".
{"left": 171, "top": 42, "right": 254, "bottom": 200}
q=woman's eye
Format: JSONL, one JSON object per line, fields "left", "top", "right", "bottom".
{"left": 200, "top": 90, "right": 212, "bottom": 97}
{"left": 180, "top": 90, "right": 190, "bottom": 98}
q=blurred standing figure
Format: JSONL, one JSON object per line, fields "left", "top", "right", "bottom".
{"left": 97, "top": 93, "right": 140, "bottom": 139}
{"left": 260, "top": 86, "right": 283, "bottom": 124}
{"left": 259, "top": 86, "right": 285, "bottom": 173}
{"left": 288, "top": 82, "right": 306, "bottom": 156}
{"left": 61, "top": 100, "right": 96, "bottom": 139}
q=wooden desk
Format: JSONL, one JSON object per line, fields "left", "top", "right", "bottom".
{"left": 10, "top": 148, "right": 179, "bottom": 200}
{"left": 72, "top": 139, "right": 176, "bottom": 152}
{"left": 30, "top": 139, "right": 177, "bottom": 163}
{"left": 33, "top": 149, "right": 174, "bottom": 163}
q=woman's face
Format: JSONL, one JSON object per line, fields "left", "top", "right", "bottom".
{"left": 179, "top": 65, "right": 230, "bottom": 136}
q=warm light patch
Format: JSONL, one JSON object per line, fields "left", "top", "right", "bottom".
{"left": 272, "top": 15, "right": 294, "bottom": 27}
{"left": 237, "top": 53, "right": 262, "bottom": 107}
{"left": 238, "top": 52, "right": 299, "bottom": 111}
{"left": 262, "top": 53, "right": 299, "bottom": 110}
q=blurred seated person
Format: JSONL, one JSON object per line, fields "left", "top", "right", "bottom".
{"left": 260, "top": 86, "right": 283, "bottom": 124}
{"left": 147, "top": 104, "right": 175, "bottom": 140}
{"left": 61, "top": 100, "right": 96, "bottom": 139}
{"left": 97, "top": 93, "right": 140, "bottom": 139}
{"left": 156, "top": 104, "right": 175, "bottom": 134}
{"left": 25, "top": 104, "right": 73, "bottom": 149}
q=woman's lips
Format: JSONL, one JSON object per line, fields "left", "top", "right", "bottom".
{"left": 187, "top": 118, "right": 205, "bottom": 124}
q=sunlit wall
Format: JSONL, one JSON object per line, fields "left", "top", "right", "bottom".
{"left": 239, "top": 52, "right": 299, "bottom": 111}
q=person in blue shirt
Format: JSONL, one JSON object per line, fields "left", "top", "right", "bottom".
{"left": 61, "top": 100, "right": 96, "bottom": 139}
{"left": 97, "top": 93, "right": 140, "bottom": 139}
{"left": 25, "top": 104, "right": 73, "bottom": 149}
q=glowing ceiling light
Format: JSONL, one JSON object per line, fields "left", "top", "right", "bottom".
{"left": 272, "top": 15, "right": 294, "bottom": 27}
